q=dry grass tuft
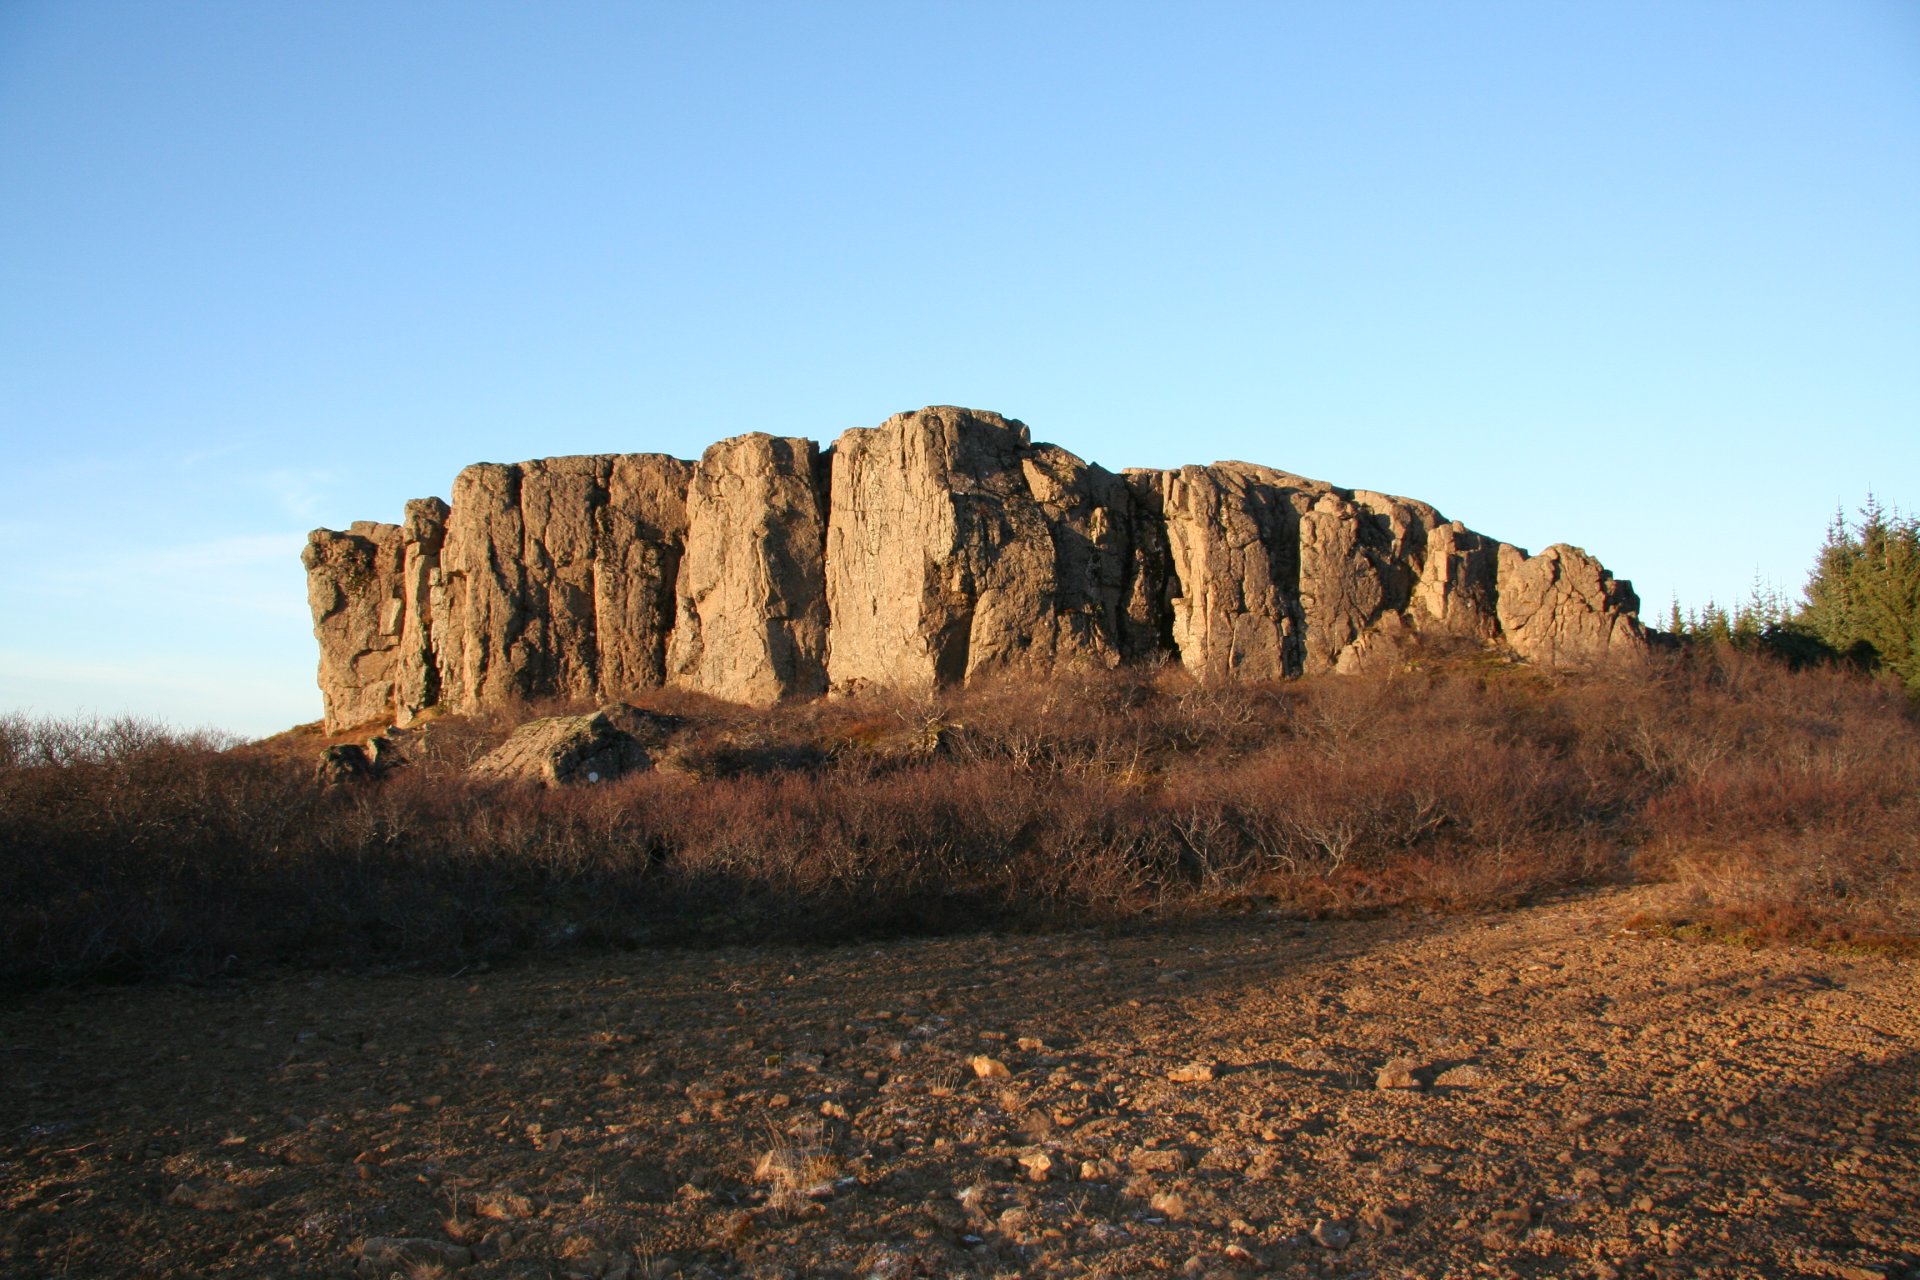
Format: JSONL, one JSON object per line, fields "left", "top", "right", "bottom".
{"left": 753, "top": 1140, "right": 839, "bottom": 1214}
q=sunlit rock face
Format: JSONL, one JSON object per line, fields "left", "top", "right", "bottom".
{"left": 1495, "top": 543, "right": 1647, "bottom": 668}
{"left": 303, "top": 520, "right": 406, "bottom": 733}
{"left": 824, "top": 407, "right": 1145, "bottom": 695}
{"left": 668, "top": 433, "right": 829, "bottom": 707}
{"left": 304, "top": 406, "right": 1646, "bottom": 732}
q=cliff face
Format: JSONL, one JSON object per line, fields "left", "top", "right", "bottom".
{"left": 303, "top": 406, "right": 1646, "bottom": 731}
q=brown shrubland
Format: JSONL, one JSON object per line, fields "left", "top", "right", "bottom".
{"left": 1, "top": 648, "right": 1914, "bottom": 986}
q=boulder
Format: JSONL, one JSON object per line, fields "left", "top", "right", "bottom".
{"left": 315, "top": 743, "right": 375, "bottom": 786}
{"left": 597, "top": 702, "right": 684, "bottom": 750}
{"left": 466, "top": 710, "right": 651, "bottom": 787}
{"left": 313, "top": 730, "right": 414, "bottom": 786}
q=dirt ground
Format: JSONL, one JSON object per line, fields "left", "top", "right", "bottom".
{"left": 2, "top": 884, "right": 1915, "bottom": 1280}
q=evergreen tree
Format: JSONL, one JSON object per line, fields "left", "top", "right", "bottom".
{"left": 1801, "top": 499, "right": 1920, "bottom": 693}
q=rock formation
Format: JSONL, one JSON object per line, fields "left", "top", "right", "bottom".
{"left": 305, "top": 407, "right": 1646, "bottom": 732}
{"left": 1495, "top": 543, "right": 1646, "bottom": 667}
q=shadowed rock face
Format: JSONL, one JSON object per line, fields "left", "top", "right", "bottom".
{"left": 423, "top": 454, "right": 692, "bottom": 719}
{"left": 304, "top": 406, "right": 1646, "bottom": 732}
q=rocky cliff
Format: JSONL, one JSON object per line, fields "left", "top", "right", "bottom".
{"left": 304, "top": 406, "right": 1646, "bottom": 731}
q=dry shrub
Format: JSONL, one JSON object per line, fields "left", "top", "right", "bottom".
{"left": 1158, "top": 715, "right": 1606, "bottom": 913}
{"left": 3, "top": 647, "right": 1916, "bottom": 985}
{"left": 1625, "top": 653, "right": 1920, "bottom": 945}
{"left": 644, "top": 763, "right": 1159, "bottom": 932}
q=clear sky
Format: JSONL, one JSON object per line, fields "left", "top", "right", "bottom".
{"left": 3, "top": 1, "right": 1916, "bottom": 737}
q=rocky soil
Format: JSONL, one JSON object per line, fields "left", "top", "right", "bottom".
{"left": 2, "top": 885, "right": 1915, "bottom": 1279}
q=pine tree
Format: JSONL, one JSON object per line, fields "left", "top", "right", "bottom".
{"left": 1801, "top": 499, "right": 1920, "bottom": 693}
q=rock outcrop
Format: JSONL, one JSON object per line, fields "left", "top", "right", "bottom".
{"left": 1495, "top": 543, "right": 1646, "bottom": 667}
{"left": 1130, "top": 465, "right": 1302, "bottom": 682}
{"left": 305, "top": 406, "right": 1646, "bottom": 731}
{"left": 1121, "top": 465, "right": 1514, "bottom": 681}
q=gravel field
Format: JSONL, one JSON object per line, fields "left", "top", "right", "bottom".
{"left": 3, "top": 884, "right": 1915, "bottom": 1279}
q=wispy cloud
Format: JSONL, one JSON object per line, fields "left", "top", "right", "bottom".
{"left": 176, "top": 441, "right": 251, "bottom": 471}
{"left": 4, "top": 532, "right": 313, "bottom": 622}
{"left": 256, "top": 467, "right": 337, "bottom": 521}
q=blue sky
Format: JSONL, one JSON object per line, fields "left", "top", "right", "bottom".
{"left": 3, "top": 1, "right": 1916, "bottom": 737}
